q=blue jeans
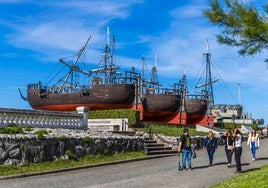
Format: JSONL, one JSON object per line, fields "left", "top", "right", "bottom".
{"left": 251, "top": 141, "right": 256, "bottom": 158}
{"left": 207, "top": 148, "right": 215, "bottom": 164}
{"left": 182, "top": 149, "right": 192, "bottom": 168}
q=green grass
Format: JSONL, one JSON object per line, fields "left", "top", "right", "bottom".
{"left": 211, "top": 165, "right": 268, "bottom": 188}
{"left": 0, "top": 152, "right": 146, "bottom": 177}
{"left": 139, "top": 124, "right": 208, "bottom": 137}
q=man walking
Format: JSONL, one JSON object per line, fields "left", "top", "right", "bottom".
{"left": 178, "top": 128, "right": 192, "bottom": 170}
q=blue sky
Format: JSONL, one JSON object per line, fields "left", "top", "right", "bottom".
{"left": 0, "top": 0, "right": 267, "bottom": 125}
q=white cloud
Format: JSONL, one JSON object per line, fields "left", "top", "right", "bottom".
{"left": 55, "top": 1, "right": 142, "bottom": 19}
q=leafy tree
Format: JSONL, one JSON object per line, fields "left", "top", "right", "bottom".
{"left": 203, "top": 0, "right": 268, "bottom": 62}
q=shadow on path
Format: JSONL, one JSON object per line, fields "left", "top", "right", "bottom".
{"left": 256, "top": 157, "right": 268, "bottom": 161}
{"left": 193, "top": 162, "right": 227, "bottom": 169}
{"left": 193, "top": 162, "right": 250, "bottom": 170}
{"left": 242, "top": 167, "right": 261, "bottom": 173}
{"left": 241, "top": 162, "right": 250, "bottom": 167}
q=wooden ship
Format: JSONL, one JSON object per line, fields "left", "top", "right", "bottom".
{"left": 140, "top": 56, "right": 181, "bottom": 122}
{"left": 22, "top": 29, "right": 139, "bottom": 111}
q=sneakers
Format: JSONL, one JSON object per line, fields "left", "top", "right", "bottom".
{"left": 235, "top": 170, "right": 242, "bottom": 174}
{"left": 227, "top": 163, "right": 231, "bottom": 168}
{"left": 252, "top": 158, "right": 256, "bottom": 161}
{"left": 178, "top": 166, "right": 193, "bottom": 171}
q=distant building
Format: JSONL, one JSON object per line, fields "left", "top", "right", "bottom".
{"left": 211, "top": 104, "right": 255, "bottom": 125}
{"left": 212, "top": 104, "right": 242, "bottom": 119}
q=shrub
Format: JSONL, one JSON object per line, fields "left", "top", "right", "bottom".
{"left": 65, "top": 150, "right": 77, "bottom": 160}
{"left": 34, "top": 129, "right": 49, "bottom": 138}
{"left": 82, "top": 136, "right": 92, "bottom": 144}
{"left": 24, "top": 126, "right": 33, "bottom": 132}
{"left": 0, "top": 125, "right": 24, "bottom": 134}
{"left": 88, "top": 109, "right": 140, "bottom": 126}
{"left": 57, "top": 135, "right": 67, "bottom": 141}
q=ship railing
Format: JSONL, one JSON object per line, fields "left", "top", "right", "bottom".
{"left": 144, "top": 86, "right": 180, "bottom": 95}
{"left": 91, "top": 75, "right": 138, "bottom": 85}
{"left": 39, "top": 85, "right": 91, "bottom": 93}
{"left": 0, "top": 107, "right": 87, "bottom": 129}
{"left": 27, "top": 82, "right": 41, "bottom": 90}
{"left": 186, "top": 94, "right": 209, "bottom": 99}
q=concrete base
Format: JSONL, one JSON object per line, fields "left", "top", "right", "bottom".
{"left": 88, "top": 118, "right": 129, "bottom": 132}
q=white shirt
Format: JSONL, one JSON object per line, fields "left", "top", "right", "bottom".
{"left": 234, "top": 134, "right": 242, "bottom": 147}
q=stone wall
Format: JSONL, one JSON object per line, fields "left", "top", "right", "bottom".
{"left": 0, "top": 131, "right": 144, "bottom": 165}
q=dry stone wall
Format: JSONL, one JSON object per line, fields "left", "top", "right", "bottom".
{"left": 0, "top": 129, "right": 144, "bottom": 165}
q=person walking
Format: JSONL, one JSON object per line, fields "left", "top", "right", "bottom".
{"left": 247, "top": 128, "right": 260, "bottom": 161}
{"left": 178, "top": 128, "right": 192, "bottom": 170}
{"left": 204, "top": 131, "right": 218, "bottom": 167}
{"left": 221, "top": 130, "right": 234, "bottom": 168}
{"left": 233, "top": 128, "right": 243, "bottom": 173}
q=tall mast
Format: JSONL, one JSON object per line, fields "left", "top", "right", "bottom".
{"left": 104, "top": 27, "right": 109, "bottom": 81}
{"left": 238, "top": 83, "right": 241, "bottom": 105}
{"left": 58, "top": 36, "right": 91, "bottom": 91}
{"left": 141, "top": 55, "right": 145, "bottom": 94}
{"left": 151, "top": 54, "right": 159, "bottom": 89}
{"left": 203, "top": 39, "right": 214, "bottom": 113}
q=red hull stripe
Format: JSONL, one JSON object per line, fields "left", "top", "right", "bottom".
{"left": 35, "top": 104, "right": 133, "bottom": 111}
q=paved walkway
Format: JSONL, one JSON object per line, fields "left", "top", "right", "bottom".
{"left": 0, "top": 138, "right": 267, "bottom": 188}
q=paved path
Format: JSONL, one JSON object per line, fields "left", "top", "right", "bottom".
{"left": 0, "top": 138, "right": 268, "bottom": 188}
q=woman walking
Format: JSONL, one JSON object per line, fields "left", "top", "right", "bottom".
{"left": 247, "top": 128, "right": 260, "bottom": 161}
{"left": 222, "top": 130, "right": 234, "bottom": 167}
{"left": 204, "top": 131, "right": 218, "bottom": 167}
{"left": 233, "top": 128, "right": 243, "bottom": 173}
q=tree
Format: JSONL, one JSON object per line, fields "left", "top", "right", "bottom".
{"left": 203, "top": 0, "right": 268, "bottom": 62}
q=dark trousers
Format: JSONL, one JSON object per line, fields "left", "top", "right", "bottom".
{"left": 225, "top": 147, "right": 233, "bottom": 164}
{"left": 234, "top": 147, "right": 242, "bottom": 171}
{"left": 207, "top": 148, "right": 215, "bottom": 164}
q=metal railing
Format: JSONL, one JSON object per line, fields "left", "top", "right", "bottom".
{"left": 0, "top": 107, "right": 86, "bottom": 129}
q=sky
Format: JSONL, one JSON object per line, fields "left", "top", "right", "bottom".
{"left": 0, "top": 0, "right": 267, "bottom": 125}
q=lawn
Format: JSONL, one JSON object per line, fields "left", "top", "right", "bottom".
{"left": 0, "top": 152, "right": 146, "bottom": 177}
{"left": 211, "top": 165, "right": 268, "bottom": 188}
{"left": 139, "top": 124, "right": 208, "bottom": 137}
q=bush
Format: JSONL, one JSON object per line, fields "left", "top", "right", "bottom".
{"left": 65, "top": 150, "right": 77, "bottom": 160}
{"left": 82, "top": 136, "right": 92, "bottom": 144}
{"left": 57, "top": 135, "right": 67, "bottom": 141}
{"left": 215, "top": 122, "right": 259, "bottom": 131}
{"left": 0, "top": 125, "right": 24, "bottom": 134}
{"left": 88, "top": 109, "right": 140, "bottom": 126}
{"left": 24, "top": 126, "right": 33, "bottom": 132}
{"left": 34, "top": 129, "right": 49, "bottom": 138}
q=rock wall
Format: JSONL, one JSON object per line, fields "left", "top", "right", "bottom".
{"left": 0, "top": 135, "right": 144, "bottom": 165}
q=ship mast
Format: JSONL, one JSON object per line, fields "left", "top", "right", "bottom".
{"left": 140, "top": 54, "right": 161, "bottom": 94}
{"left": 141, "top": 55, "right": 145, "bottom": 95}
{"left": 195, "top": 40, "right": 218, "bottom": 115}
{"left": 204, "top": 39, "right": 214, "bottom": 105}
{"left": 58, "top": 36, "right": 91, "bottom": 92}
{"left": 151, "top": 53, "right": 160, "bottom": 89}
{"left": 90, "top": 27, "right": 119, "bottom": 84}
{"left": 202, "top": 39, "right": 217, "bottom": 115}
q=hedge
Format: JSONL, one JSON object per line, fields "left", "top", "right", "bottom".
{"left": 88, "top": 109, "right": 140, "bottom": 126}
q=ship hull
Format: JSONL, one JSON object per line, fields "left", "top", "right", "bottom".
{"left": 141, "top": 94, "right": 180, "bottom": 122}
{"left": 27, "top": 84, "right": 136, "bottom": 111}
{"left": 185, "top": 98, "right": 208, "bottom": 124}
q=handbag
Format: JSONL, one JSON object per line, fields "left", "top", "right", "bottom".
{"left": 227, "top": 145, "right": 233, "bottom": 150}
